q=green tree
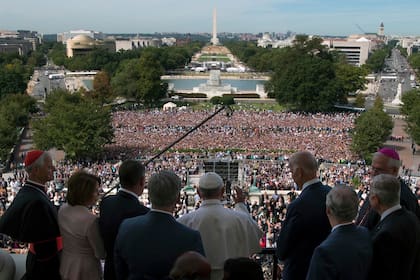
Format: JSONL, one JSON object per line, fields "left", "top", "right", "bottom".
{"left": 408, "top": 53, "right": 420, "bottom": 72}
{"left": 401, "top": 89, "right": 420, "bottom": 115}
{"left": 354, "top": 93, "right": 366, "bottom": 108}
{"left": 210, "top": 96, "right": 222, "bottom": 105}
{"left": 111, "top": 59, "right": 141, "bottom": 99}
{"left": 265, "top": 43, "right": 341, "bottom": 111}
{"left": 401, "top": 89, "right": 420, "bottom": 144}
{"left": 334, "top": 63, "right": 368, "bottom": 94}
{"left": 221, "top": 95, "right": 235, "bottom": 105}
{"left": 92, "top": 71, "right": 113, "bottom": 103}
{"left": 365, "top": 48, "right": 388, "bottom": 73}
{"left": 0, "top": 64, "right": 27, "bottom": 97}
{"left": 373, "top": 95, "right": 384, "bottom": 110}
{"left": 32, "top": 90, "right": 114, "bottom": 160}
{"left": 351, "top": 108, "right": 393, "bottom": 159}
{"left": 137, "top": 52, "right": 167, "bottom": 105}
{"left": 0, "top": 120, "right": 17, "bottom": 164}
{"left": 406, "top": 103, "right": 420, "bottom": 145}
{"left": 111, "top": 52, "right": 167, "bottom": 106}
{"left": 0, "top": 94, "right": 36, "bottom": 163}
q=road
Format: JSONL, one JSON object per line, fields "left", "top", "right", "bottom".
{"left": 27, "top": 66, "right": 66, "bottom": 100}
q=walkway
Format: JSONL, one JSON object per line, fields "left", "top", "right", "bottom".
{"left": 383, "top": 117, "right": 420, "bottom": 178}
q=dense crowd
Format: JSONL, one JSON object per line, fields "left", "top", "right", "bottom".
{"left": 109, "top": 109, "right": 359, "bottom": 163}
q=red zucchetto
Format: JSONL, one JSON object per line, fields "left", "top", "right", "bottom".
{"left": 24, "top": 150, "right": 44, "bottom": 167}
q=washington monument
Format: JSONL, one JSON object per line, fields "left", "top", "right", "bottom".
{"left": 211, "top": 8, "right": 220, "bottom": 45}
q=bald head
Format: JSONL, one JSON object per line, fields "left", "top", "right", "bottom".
{"left": 289, "top": 151, "right": 319, "bottom": 174}
{"left": 289, "top": 151, "right": 319, "bottom": 188}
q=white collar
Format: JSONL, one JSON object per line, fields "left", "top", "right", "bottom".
{"left": 119, "top": 188, "right": 138, "bottom": 199}
{"left": 302, "top": 178, "right": 321, "bottom": 191}
{"left": 331, "top": 222, "right": 353, "bottom": 232}
{"left": 25, "top": 180, "right": 48, "bottom": 197}
{"left": 381, "top": 204, "right": 402, "bottom": 221}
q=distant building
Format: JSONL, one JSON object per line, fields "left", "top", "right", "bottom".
{"left": 114, "top": 37, "right": 162, "bottom": 51}
{"left": 162, "top": 37, "right": 177, "bottom": 46}
{"left": 58, "top": 30, "right": 105, "bottom": 44}
{"left": 257, "top": 33, "right": 295, "bottom": 48}
{"left": 66, "top": 35, "right": 115, "bottom": 57}
{"left": 399, "top": 37, "right": 420, "bottom": 55}
{"left": 378, "top": 22, "right": 385, "bottom": 37}
{"left": 0, "top": 30, "right": 41, "bottom": 55}
{"left": 322, "top": 37, "right": 371, "bottom": 66}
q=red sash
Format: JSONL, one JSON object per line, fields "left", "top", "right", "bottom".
{"left": 28, "top": 236, "right": 63, "bottom": 255}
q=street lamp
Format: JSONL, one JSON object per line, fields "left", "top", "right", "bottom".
{"left": 248, "top": 169, "right": 261, "bottom": 205}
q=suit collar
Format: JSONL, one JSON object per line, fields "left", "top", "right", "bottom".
{"left": 380, "top": 204, "right": 401, "bottom": 222}
{"left": 118, "top": 188, "right": 139, "bottom": 200}
{"left": 151, "top": 209, "right": 173, "bottom": 216}
{"left": 372, "top": 208, "right": 405, "bottom": 234}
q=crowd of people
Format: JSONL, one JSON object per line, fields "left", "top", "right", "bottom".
{"left": 0, "top": 107, "right": 420, "bottom": 279}
{"left": 109, "top": 109, "right": 359, "bottom": 163}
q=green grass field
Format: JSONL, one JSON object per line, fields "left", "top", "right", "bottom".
{"left": 198, "top": 55, "right": 231, "bottom": 62}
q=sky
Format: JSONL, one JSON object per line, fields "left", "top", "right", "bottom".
{"left": 1, "top": 0, "right": 419, "bottom": 36}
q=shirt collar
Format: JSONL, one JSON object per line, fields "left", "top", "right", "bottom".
{"left": 151, "top": 209, "right": 173, "bottom": 216}
{"left": 119, "top": 188, "right": 138, "bottom": 199}
{"left": 381, "top": 204, "right": 402, "bottom": 221}
{"left": 302, "top": 178, "right": 321, "bottom": 191}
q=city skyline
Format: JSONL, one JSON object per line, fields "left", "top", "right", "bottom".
{"left": 1, "top": 0, "right": 419, "bottom": 36}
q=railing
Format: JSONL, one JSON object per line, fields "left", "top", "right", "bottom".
{"left": 257, "top": 248, "right": 279, "bottom": 280}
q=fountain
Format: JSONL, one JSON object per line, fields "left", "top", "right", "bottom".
{"left": 193, "top": 70, "right": 237, "bottom": 98}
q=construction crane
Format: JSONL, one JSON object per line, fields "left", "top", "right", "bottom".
{"left": 355, "top": 24, "right": 366, "bottom": 34}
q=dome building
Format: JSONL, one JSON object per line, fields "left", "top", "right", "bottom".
{"left": 66, "top": 35, "right": 115, "bottom": 57}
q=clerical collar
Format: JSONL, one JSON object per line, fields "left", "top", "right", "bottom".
{"left": 25, "top": 180, "right": 47, "bottom": 196}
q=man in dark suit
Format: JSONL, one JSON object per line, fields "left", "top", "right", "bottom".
{"left": 356, "top": 148, "right": 420, "bottom": 229}
{"left": 276, "top": 151, "right": 331, "bottom": 280}
{"left": 99, "top": 159, "right": 150, "bottom": 280}
{"left": 306, "top": 186, "right": 372, "bottom": 280}
{"left": 0, "top": 150, "right": 61, "bottom": 279}
{"left": 369, "top": 174, "right": 420, "bottom": 280}
{"left": 114, "top": 170, "right": 205, "bottom": 280}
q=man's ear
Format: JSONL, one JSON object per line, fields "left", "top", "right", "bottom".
{"left": 326, "top": 206, "right": 332, "bottom": 216}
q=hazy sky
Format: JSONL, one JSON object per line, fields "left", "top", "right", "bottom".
{"left": 1, "top": 0, "right": 419, "bottom": 36}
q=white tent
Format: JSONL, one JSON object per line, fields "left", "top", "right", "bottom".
{"left": 163, "top": 102, "right": 177, "bottom": 111}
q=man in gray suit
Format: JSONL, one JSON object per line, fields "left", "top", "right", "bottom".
{"left": 114, "top": 170, "right": 205, "bottom": 280}
{"left": 306, "top": 186, "right": 372, "bottom": 280}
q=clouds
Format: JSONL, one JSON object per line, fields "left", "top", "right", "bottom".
{"left": 0, "top": 0, "right": 418, "bottom": 35}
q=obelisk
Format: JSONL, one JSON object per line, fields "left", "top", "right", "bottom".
{"left": 211, "top": 8, "right": 220, "bottom": 45}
